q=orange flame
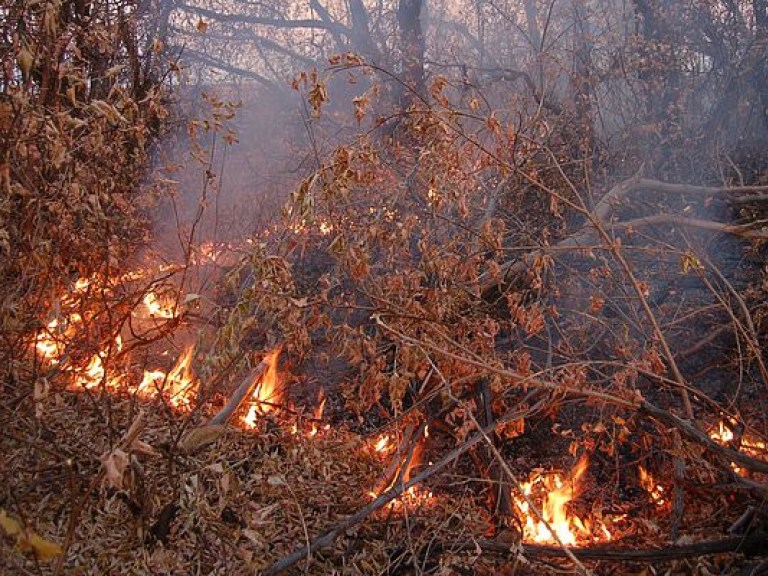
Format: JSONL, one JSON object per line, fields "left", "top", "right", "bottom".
{"left": 709, "top": 420, "right": 767, "bottom": 473}
{"left": 243, "top": 349, "right": 283, "bottom": 428}
{"left": 373, "top": 434, "right": 392, "bottom": 454}
{"left": 73, "top": 336, "right": 123, "bottom": 390}
{"left": 514, "top": 456, "right": 599, "bottom": 546}
{"left": 638, "top": 466, "right": 666, "bottom": 506}
{"left": 369, "top": 436, "right": 434, "bottom": 511}
{"left": 142, "top": 291, "right": 177, "bottom": 318}
{"left": 308, "top": 396, "right": 327, "bottom": 437}
{"left": 137, "top": 346, "right": 198, "bottom": 408}
{"left": 36, "top": 319, "right": 67, "bottom": 361}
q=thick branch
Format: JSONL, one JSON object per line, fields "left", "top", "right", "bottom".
{"left": 178, "top": 3, "right": 349, "bottom": 35}
{"left": 449, "top": 533, "right": 768, "bottom": 561}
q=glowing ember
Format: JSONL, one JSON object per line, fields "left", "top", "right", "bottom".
{"left": 369, "top": 484, "right": 434, "bottom": 511}
{"left": 137, "top": 346, "right": 198, "bottom": 408}
{"left": 243, "top": 349, "right": 283, "bottom": 428}
{"left": 638, "top": 465, "right": 666, "bottom": 506}
{"left": 514, "top": 456, "right": 600, "bottom": 546}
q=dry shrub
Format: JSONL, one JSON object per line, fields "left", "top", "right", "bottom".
{"left": 0, "top": 1, "right": 170, "bottom": 367}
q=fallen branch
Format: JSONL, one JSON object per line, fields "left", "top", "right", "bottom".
{"left": 445, "top": 533, "right": 768, "bottom": 562}
{"left": 640, "top": 401, "right": 768, "bottom": 476}
{"left": 209, "top": 360, "right": 267, "bottom": 425}
{"left": 179, "top": 361, "right": 268, "bottom": 453}
{"left": 262, "top": 396, "right": 546, "bottom": 576}
{"left": 376, "top": 315, "right": 768, "bottom": 479}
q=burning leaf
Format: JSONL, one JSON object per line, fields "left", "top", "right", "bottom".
{"left": 0, "top": 509, "right": 62, "bottom": 560}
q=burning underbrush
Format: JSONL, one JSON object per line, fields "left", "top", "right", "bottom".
{"left": 3, "top": 237, "right": 768, "bottom": 575}
{"left": 4, "top": 82, "right": 768, "bottom": 576}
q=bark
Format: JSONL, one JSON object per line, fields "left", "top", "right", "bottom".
{"left": 397, "top": 0, "right": 426, "bottom": 109}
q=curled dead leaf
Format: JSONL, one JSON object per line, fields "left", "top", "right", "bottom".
{"left": 100, "top": 448, "right": 129, "bottom": 489}
{"left": 179, "top": 424, "right": 226, "bottom": 454}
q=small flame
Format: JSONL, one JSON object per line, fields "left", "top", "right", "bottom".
{"left": 638, "top": 465, "right": 666, "bottom": 506}
{"left": 514, "top": 456, "right": 600, "bottom": 546}
{"left": 73, "top": 277, "right": 91, "bottom": 292}
{"left": 143, "top": 291, "right": 177, "bottom": 318}
{"left": 710, "top": 421, "right": 734, "bottom": 443}
{"left": 373, "top": 434, "right": 392, "bottom": 453}
{"left": 369, "top": 436, "right": 434, "bottom": 512}
{"left": 708, "top": 420, "right": 767, "bottom": 473}
{"left": 243, "top": 349, "right": 283, "bottom": 428}
{"left": 137, "top": 346, "right": 198, "bottom": 408}
{"left": 36, "top": 319, "right": 65, "bottom": 361}
{"left": 308, "top": 397, "right": 327, "bottom": 437}
{"left": 73, "top": 336, "right": 123, "bottom": 390}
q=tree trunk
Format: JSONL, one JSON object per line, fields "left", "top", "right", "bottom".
{"left": 397, "top": 0, "right": 426, "bottom": 109}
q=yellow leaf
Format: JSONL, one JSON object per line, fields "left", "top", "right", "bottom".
{"left": 0, "top": 509, "right": 63, "bottom": 560}
{"left": 21, "top": 533, "right": 64, "bottom": 559}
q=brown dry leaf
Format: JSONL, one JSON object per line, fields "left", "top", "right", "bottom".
{"left": 129, "top": 438, "right": 159, "bottom": 457}
{"left": 100, "top": 448, "right": 129, "bottom": 489}
{"left": 196, "top": 19, "right": 208, "bottom": 33}
{"left": 179, "top": 424, "right": 226, "bottom": 454}
{"left": 0, "top": 509, "right": 63, "bottom": 560}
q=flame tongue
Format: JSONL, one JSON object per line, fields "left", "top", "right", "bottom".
{"left": 137, "top": 346, "right": 198, "bottom": 408}
{"left": 243, "top": 349, "right": 283, "bottom": 428}
{"left": 516, "top": 455, "right": 591, "bottom": 546}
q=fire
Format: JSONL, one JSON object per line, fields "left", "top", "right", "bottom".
{"left": 71, "top": 336, "right": 122, "bottom": 389}
{"left": 308, "top": 397, "right": 327, "bottom": 437}
{"left": 243, "top": 349, "right": 283, "bottom": 428}
{"left": 708, "top": 420, "right": 767, "bottom": 473}
{"left": 36, "top": 319, "right": 68, "bottom": 362}
{"left": 373, "top": 434, "right": 392, "bottom": 454}
{"left": 638, "top": 465, "right": 666, "bottom": 506}
{"left": 137, "top": 346, "right": 198, "bottom": 408}
{"left": 710, "top": 421, "right": 734, "bottom": 443}
{"left": 369, "top": 435, "right": 434, "bottom": 512}
{"left": 514, "top": 456, "right": 598, "bottom": 546}
{"left": 142, "top": 291, "right": 177, "bottom": 318}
